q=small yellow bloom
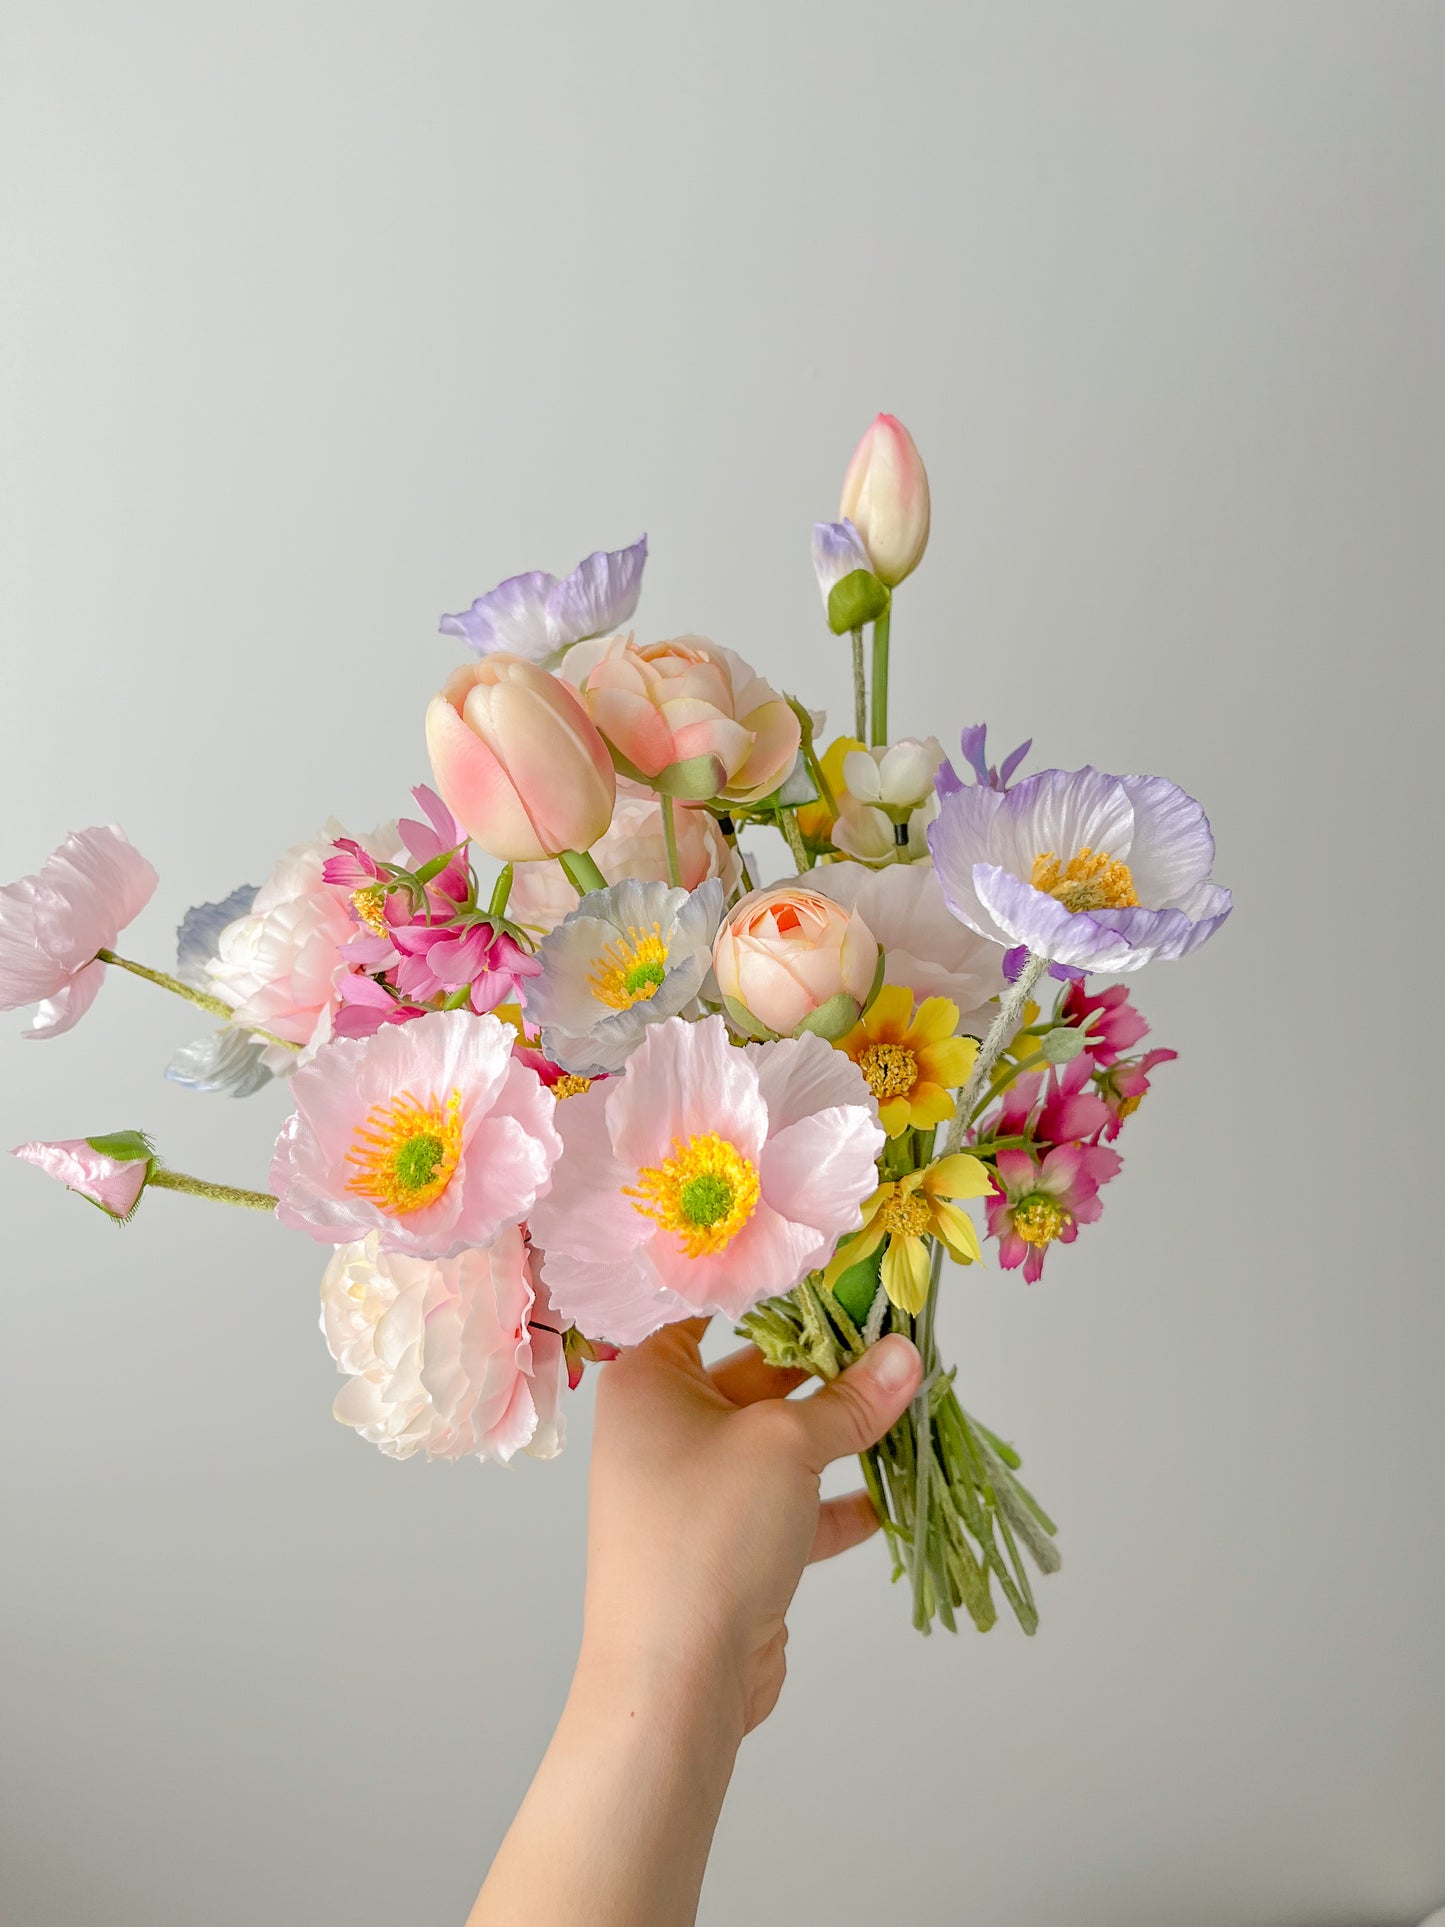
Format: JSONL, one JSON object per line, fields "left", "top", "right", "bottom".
{"left": 822, "top": 1154, "right": 991, "bottom": 1314}
{"left": 795, "top": 734, "right": 864, "bottom": 843}
{"left": 838, "top": 983, "right": 978, "bottom": 1137}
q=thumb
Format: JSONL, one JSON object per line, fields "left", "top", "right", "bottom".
{"left": 794, "top": 1335, "right": 922, "bottom": 1471}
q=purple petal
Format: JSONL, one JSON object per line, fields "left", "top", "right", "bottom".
{"left": 1116, "top": 774, "right": 1216, "bottom": 904}
{"left": 934, "top": 758, "right": 963, "bottom": 799}
{"left": 440, "top": 568, "right": 558, "bottom": 658}
{"left": 545, "top": 535, "right": 647, "bottom": 648}
{"left": 811, "top": 519, "right": 872, "bottom": 605}
{"left": 957, "top": 725, "right": 992, "bottom": 785}
{"left": 972, "top": 864, "right": 1137, "bottom": 970}
{"left": 998, "top": 738, "right": 1033, "bottom": 788}
{"left": 993, "top": 767, "right": 1134, "bottom": 886}
{"left": 1001, "top": 944, "right": 1029, "bottom": 984}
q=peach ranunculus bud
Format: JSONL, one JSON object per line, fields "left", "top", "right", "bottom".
{"left": 426, "top": 654, "right": 616, "bottom": 863}
{"left": 712, "top": 884, "right": 881, "bottom": 1042}
{"left": 576, "top": 636, "right": 800, "bottom": 806}
{"left": 839, "top": 413, "right": 931, "bottom": 587}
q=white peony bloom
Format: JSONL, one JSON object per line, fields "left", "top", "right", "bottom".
{"left": 808, "top": 858, "right": 1005, "bottom": 1036}
{"left": 205, "top": 820, "right": 399, "bottom": 1055}
{"left": 319, "top": 1227, "right": 566, "bottom": 1464}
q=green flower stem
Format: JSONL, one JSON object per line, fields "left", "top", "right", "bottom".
{"left": 788, "top": 700, "right": 838, "bottom": 819}
{"left": 910, "top": 1238, "right": 946, "bottom": 1629}
{"left": 147, "top": 1169, "right": 277, "bottom": 1212}
{"left": 95, "top": 949, "right": 301, "bottom": 1051}
{"left": 660, "top": 793, "right": 683, "bottom": 888}
{"left": 558, "top": 848, "right": 608, "bottom": 897}
{"left": 717, "top": 819, "right": 755, "bottom": 895}
{"left": 869, "top": 603, "right": 891, "bottom": 746}
{"left": 967, "top": 1051, "right": 1050, "bottom": 1129}
{"left": 778, "top": 807, "right": 811, "bottom": 874}
{"left": 851, "top": 627, "right": 867, "bottom": 740}
{"left": 487, "top": 863, "right": 514, "bottom": 918}
{"left": 944, "top": 953, "right": 1051, "bottom": 1156}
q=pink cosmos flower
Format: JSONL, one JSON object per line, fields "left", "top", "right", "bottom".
{"left": 1058, "top": 979, "right": 1151, "bottom": 1067}
{"left": 270, "top": 1008, "right": 562, "bottom": 1258}
{"left": 530, "top": 1014, "right": 885, "bottom": 1345}
{"left": 0, "top": 826, "right": 157, "bottom": 1038}
{"left": 206, "top": 820, "right": 401, "bottom": 1050}
{"left": 1093, "top": 1047, "right": 1177, "bottom": 1141}
{"left": 389, "top": 918, "right": 540, "bottom": 1007}
{"left": 319, "top": 1225, "right": 566, "bottom": 1462}
{"left": 986, "top": 1139, "right": 1122, "bottom": 1284}
{"left": 11, "top": 1131, "right": 153, "bottom": 1220}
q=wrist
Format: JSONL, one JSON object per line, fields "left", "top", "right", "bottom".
{"left": 572, "top": 1621, "right": 748, "bottom": 1760}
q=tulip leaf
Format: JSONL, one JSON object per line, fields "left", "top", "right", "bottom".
{"left": 793, "top": 992, "right": 861, "bottom": 1042}
{"left": 827, "top": 569, "right": 890, "bottom": 636}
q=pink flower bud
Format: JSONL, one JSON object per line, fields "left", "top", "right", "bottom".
{"left": 577, "top": 637, "right": 800, "bottom": 806}
{"left": 839, "top": 414, "right": 931, "bottom": 587}
{"left": 426, "top": 654, "right": 616, "bottom": 862}
{"left": 12, "top": 1133, "right": 153, "bottom": 1220}
{"left": 712, "top": 885, "right": 879, "bottom": 1038}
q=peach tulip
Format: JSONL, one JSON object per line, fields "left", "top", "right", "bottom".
{"left": 426, "top": 655, "right": 616, "bottom": 863}
{"left": 839, "top": 414, "right": 931, "bottom": 586}
{"left": 713, "top": 883, "right": 879, "bottom": 1040}
{"left": 577, "top": 636, "right": 800, "bottom": 806}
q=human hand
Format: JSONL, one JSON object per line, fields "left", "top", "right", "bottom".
{"left": 579, "top": 1320, "right": 923, "bottom": 1737}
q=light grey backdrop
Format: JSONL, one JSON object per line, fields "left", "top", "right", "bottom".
{"left": 2, "top": 5, "right": 1441, "bottom": 1923}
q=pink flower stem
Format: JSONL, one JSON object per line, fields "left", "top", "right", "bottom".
{"left": 147, "top": 1168, "right": 277, "bottom": 1211}
{"left": 659, "top": 794, "right": 683, "bottom": 888}
{"left": 557, "top": 849, "right": 608, "bottom": 898}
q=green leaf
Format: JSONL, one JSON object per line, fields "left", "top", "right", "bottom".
{"left": 827, "top": 569, "right": 891, "bottom": 635}
{"left": 861, "top": 944, "right": 888, "bottom": 1017}
{"left": 721, "top": 995, "right": 776, "bottom": 1041}
{"left": 793, "top": 992, "right": 860, "bottom": 1041}
{"left": 830, "top": 1243, "right": 884, "bottom": 1324}
{"left": 1039, "top": 1026, "right": 1089, "bottom": 1064}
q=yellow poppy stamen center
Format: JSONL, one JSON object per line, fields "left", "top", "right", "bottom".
{"left": 351, "top": 884, "right": 390, "bottom": 935}
{"left": 877, "top": 1187, "right": 933, "bottom": 1239}
{"left": 626, "top": 1132, "right": 760, "bottom": 1258}
{"left": 1013, "top": 1194, "right": 1071, "bottom": 1246}
{"left": 1030, "top": 847, "right": 1139, "bottom": 913}
{"left": 858, "top": 1041, "right": 919, "bottom": 1100}
{"left": 588, "top": 925, "right": 670, "bottom": 1010}
{"left": 346, "top": 1088, "right": 464, "bottom": 1215}
{"left": 551, "top": 1073, "right": 593, "bottom": 1100}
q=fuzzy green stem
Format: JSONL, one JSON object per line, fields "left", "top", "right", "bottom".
{"left": 557, "top": 848, "right": 608, "bottom": 898}
{"left": 660, "top": 794, "right": 683, "bottom": 888}
{"left": 944, "top": 953, "right": 1051, "bottom": 1155}
{"left": 851, "top": 627, "right": 867, "bottom": 740}
{"left": 778, "top": 807, "right": 811, "bottom": 873}
{"left": 869, "top": 603, "right": 891, "bottom": 746}
{"left": 147, "top": 1169, "right": 277, "bottom": 1211}
{"left": 96, "top": 949, "right": 301, "bottom": 1050}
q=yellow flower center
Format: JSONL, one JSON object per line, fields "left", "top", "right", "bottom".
{"left": 858, "top": 1041, "right": 919, "bottom": 1100}
{"left": 1030, "top": 847, "right": 1139, "bottom": 913}
{"left": 551, "top": 1073, "right": 593, "bottom": 1100}
{"left": 587, "top": 925, "right": 670, "bottom": 1010}
{"left": 626, "top": 1132, "right": 760, "bottom": 1258}
{"left": 1013, "top": 1194, "right": 1071, "bottom": 1246}
{"left": 351, "top": 884, "right": 390, "bottom": 935}
{"left": 346, "top": 1089, "right": 464, "bottom": 1215}
{"left": 876, "top": 1187, "right": 933, "bottom": 1239}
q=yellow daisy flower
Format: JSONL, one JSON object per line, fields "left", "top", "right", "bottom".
{"left": 822, "top": 1154, "right": 992, "bottom": 1315}
{"left": 838, "top": 983, "right": 978, "bottom": 1137}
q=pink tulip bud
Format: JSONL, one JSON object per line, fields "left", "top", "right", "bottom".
{"left": 426, "top": 654, "right": 616, "bottom": 862}
{"left": 713, "top": 885, "right": 880, "bottom": 1040}
{"left": 577, "top": 637, "right": 800, "bottom": 806}
{"left": 12, "top": 1131, "right": 154, "bottom": 1221}
{"left": 839, "top": 414, "right": 931, "bottom": 587}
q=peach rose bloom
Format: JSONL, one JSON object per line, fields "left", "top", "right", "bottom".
{"left": 577, "top": 635, "right": 799, "bottom": 806}
{"left": 713, "top": 884, "right": 879, "bottom": 1037}
{"left": 509, "top": 786, "right": 742, "bottom": 937}
{"left": 426, "top": 654, "right": 615, "bottom": 862}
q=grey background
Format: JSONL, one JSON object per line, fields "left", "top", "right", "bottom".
{"left": 1, "top": 4, "right": 1441, "bottom": 1923}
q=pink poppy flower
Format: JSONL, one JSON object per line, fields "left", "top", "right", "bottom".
{"left": 0, "top": 826, "right": 157, "bottom": 1038}
{"left": 319, "top": 1225, "right": 567, "bottom": 1462}
{"left": 530, "top": 1014, "right": 884, "bottom": 1344}
{"left": 986, "top": 1140, "right": 1122, "bottom": 1284}
{"left": 270, "top": 1008, "right": 562, "bottom": 1258}
{"left": 11, "top": 1130, "right": 154, "bottom": 1221}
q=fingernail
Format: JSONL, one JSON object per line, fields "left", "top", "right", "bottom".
{"left": 864, "top": 1334, "right": 920, "bottom": 1392}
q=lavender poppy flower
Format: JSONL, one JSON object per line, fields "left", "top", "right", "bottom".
{"left": 927, "top": 765, "right": 1231, "bottom": 972}
{"left": 936, "top": 724, "right": 1033, "bottom": 800}
{"left": 439, "top": 535, "right": 647, "bottom": 666}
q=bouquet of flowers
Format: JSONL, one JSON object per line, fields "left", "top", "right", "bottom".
{"left": 4, "top": 414, "right": 1229, "bottom": 1636}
